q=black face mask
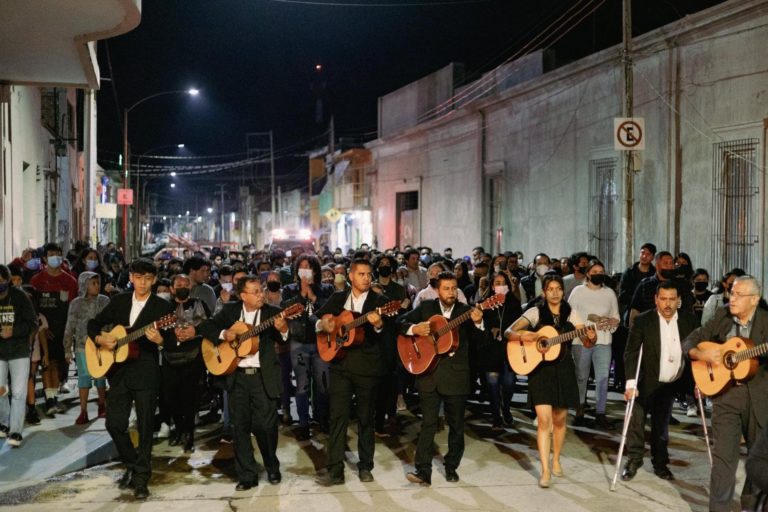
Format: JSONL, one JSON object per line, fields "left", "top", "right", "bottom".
{"left": 378, "top": 266, "right": 392, "bottom": 277}
{"left": 660, "top": 269, "right": 677, "bottom": 280}
{"left": 589, "top": 274, "right": 606, "bottom": 286}
{"left": 266, "top": 281, "right": 281, "bottom": 292}
{"left": 694, "top": 281, "right": 709, "bottom": 292}
{"left": 578, "top": 266, "right": 587, "bottom": 275}
{"left": 175, "top": 288, "right": 191, "bottom": 301}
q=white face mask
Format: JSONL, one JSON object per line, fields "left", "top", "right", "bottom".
{"left": 157, "top": 292, "right": 171, "bottom": 301}
{"left": 494, "top": 285, "right": 509, "bottom": 296}
{"left": 221, "top": 282, "right": 233, "bottom": 292}
{"left": 494, "top": 265, "right": 502, "bottom": 274}
{"left": 298, "top": 268, "right": 314, "bottom": 280}
{"left": 535, "top": 264, "right": 549, "bottom": 277}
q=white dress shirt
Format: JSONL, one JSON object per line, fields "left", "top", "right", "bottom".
{"left": 129, "top": 294, "right": 149, "bottom": 327}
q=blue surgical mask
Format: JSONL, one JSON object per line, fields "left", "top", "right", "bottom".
{"left": 0, "top": 283, "right": 8, "bottom": 293}
{"left": 47, "top": 256, "right": 62, "bottom": 269}
{"left": 86, "top": 260, "right": 99, "bottom": 271}
{"left": 26, "top": 258, "right": 40, "bottom": 271}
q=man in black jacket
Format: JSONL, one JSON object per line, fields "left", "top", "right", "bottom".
{"left": 398, "top": 271, "right": 486, "bottom": 485}
{"left": 621, "top": 281, "right": 699, "bottom": 482}
{"left": 313, "top": 258, "right": 390, "bottom": 486}
{"left": 87, "top": 259, "right": 176, "bottom": 500}
{"left": 196, "top": 274, "right": 288, "bottom": 491}
{"left": 684, "top": 275, "right": 768, "bottom": 512}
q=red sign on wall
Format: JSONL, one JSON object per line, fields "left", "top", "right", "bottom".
{"left": 117, "top": 188, "right": 134, "bottom": 205}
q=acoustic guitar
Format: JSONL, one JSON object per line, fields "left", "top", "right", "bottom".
{"left": 397, "top": 294, "right": 505, "bottom": 375}
{"left": 506, "top": 314, "right": 606, "bottom": 375}
{"left": 202, "top": 302, "right": 305, "bottom": 376}
{"left": 85, "top": 314, "right": 177, "bottom": 379}
{"left": 692, "top": 337, "right": 768, "bottom": 396}
{"left": 317, "top": 300, "right": 401, "bottom": 362}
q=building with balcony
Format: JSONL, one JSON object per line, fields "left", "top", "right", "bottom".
{"left": 310, "top": 146, "right": 373, "bottom": 253}
{"left": 0, "top": 0, "right": 141, "bottom": 260}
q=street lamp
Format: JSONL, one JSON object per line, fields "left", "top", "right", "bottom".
{"left": 121, "top": 87, "right": 199, "bottom": 259}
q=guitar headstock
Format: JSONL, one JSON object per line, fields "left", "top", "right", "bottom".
{"left": 378, "top": 300, "right": 402, "bottom": 317}
{"left": 586, "top": 313, "right": 617, "bottom": 331}
{"left": 156, "top": 314, "right": 178, "bottom": 330}
{"left": 282, "top": 302, "right": 306, "bottom": 320}
{"left": 480, "top": 293, "right": 506, "bottom": 310}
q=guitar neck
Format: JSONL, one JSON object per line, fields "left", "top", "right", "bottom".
{"left": 734, "top": 340, "right": 768, "bottom": 363}
{"left": 546, "top": 326, "right": 590, "bottom": 347}
{"left": 239, "top": 314, "right": 278, "bottom": 341}
{"left": 118, "top": 322, "right": 155, "bottom": 348}
{"left": 437, "top": 310, "right": 474, "bottom": 337}
{"left": 347, "top": 310, "right": 374, "bottom": 330}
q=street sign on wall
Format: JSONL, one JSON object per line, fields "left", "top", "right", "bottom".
{"left": 117, "top": 188, "right": 133, "bottom": 205}
{"left": 95, "top": 203, "right": 117, "bottom": 219}
{"left": 614, "top": 117, "right": 645, "bottom": 151}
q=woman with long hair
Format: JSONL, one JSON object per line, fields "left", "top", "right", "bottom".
{"left": 505, "top": 274, "right": 596, "bottom": 488}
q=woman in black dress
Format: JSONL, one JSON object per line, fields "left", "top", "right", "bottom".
{"left": 505, "top": 274, "right": 595, "bottom": 488}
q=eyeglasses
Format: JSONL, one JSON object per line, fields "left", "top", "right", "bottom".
{"left": 730, "top": 292, "right": 757, "bottom": 299}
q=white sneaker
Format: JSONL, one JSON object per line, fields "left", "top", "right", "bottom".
{"left": 6, "top": 433, "right": 22, "bottom": 447}
{"left": 59, "top": 382, "right": 73, "bottom": 394}
{"left": 686, "top": 405, "right": 698, "bottom": 417}
{"left": 157, "top": 422, "right": 170, "bottom": 439}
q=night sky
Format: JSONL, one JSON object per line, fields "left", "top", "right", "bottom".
{"left": 95, "top": 0, "right": 724, "bottom": 207}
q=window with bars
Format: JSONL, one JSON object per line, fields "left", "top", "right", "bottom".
{"left": 484, "top": 174, "right": 503, "bottom": 252}
{"left": 711, "top": 138, "right": 760, "bottom": 278}
{"left": 588, "top": 157, "right": 618, "bottom": 272}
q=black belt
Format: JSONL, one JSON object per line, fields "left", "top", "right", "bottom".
{"left": 237, "top": 367, "right": 261, "bottom": 375}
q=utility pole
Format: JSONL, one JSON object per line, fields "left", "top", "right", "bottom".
{"left": 219, "top": 184, "right": 225, "bottom": 243}
{"left": 622, "top": 0, "right": 634, "bottom": 267}
{"left": 270, "top": 131, "right": 276, "bottom": 230}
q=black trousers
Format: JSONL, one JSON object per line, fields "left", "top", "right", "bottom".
{"left": 625, "top": 382, "right": 675, "bottom": 468}
{"left": 105, "top": 380, "right": 157, "bottom": 487}
{"left": 161, "top": 358, "right": 204, "bottom": 437}
{"left": 414, "top": 390, "right": 466, "bottom": 475}
{"left": 229, "top": 369, "right": 280, "bottom": 483}
{"left": 326, "top": 367, "right": 379, "bottom": 477}
{"left": 375, "top": 369, "right": 397, "bottom": 432}
{"left": 710, "top": 385, "right": 762, "bottom": 512}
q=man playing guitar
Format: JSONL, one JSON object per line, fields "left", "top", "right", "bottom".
{"left": 313, "top": 258, "right": 390, "bottom": 486}
{"left": 684, "top": 275, "right": 768, "bottom": 512}
{"left": 397, "top": 270, "right": 486, "bottom": 486}
{"left": 86, "top": 259, "right": 176, "bottom": 500}
{"left": 196, "top": 275, "right": 289, "bottom": 491}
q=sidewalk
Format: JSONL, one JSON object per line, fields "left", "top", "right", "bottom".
{"left": 0, "top": 380, "right": 117, "bottom": 493}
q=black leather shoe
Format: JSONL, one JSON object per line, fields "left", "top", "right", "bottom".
{"left": 358, "top": 469, "right": 374, "bottom": 482}
{"left": 235, "top": 480, "right": 257, "bottom": 491}
{"left": 406, "top": 469, "right": 431, "bottom": 486}
{"left": 445, "top": 467, "right": 459, "bottom": 482}
{"left": 653, "top": 465, "right": 674, "bottom": 480}
{"left": 268, "top": 471, "right": 282, "bottom": 484}
{"left": 133, "top": 485, "right": 149, "bottom": 500}
{"left": 168, "top": 431, "right": 181, "bottom": 446}
{"left": 118, "top": 469, "right": 134, "bottom": 490}
{"left": 315, "top": 471, "right": 344, "bottom": 487}
{"left": 621, "top": 460, "right": 642, "bottom": 481}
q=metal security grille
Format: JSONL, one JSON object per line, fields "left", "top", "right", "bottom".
{"left": 711, "top": 138, "right": 760, "bottom": 278}
{"left": 588, "top": 157, "right": 618, "bottom": 272}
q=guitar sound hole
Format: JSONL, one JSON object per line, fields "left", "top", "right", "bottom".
{"left": 723, "top": 352, "right": 737, "bottom": 370}
{"left": 537, "top": 339, "right": 548, "bottom": 352}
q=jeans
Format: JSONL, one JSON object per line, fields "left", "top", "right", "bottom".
{"left": 290, "top": 341, "right": 329, "bottom": 428}
{"left": 0, "top": 357, "right": 31, "bottom": 435}
{"left": 571, "top": 344, "right": 611, "bottom": 414}
{"left": 484, "top": 364, "right": 515, "bottom": 421}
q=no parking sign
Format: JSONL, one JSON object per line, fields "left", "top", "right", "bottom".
{"left": 614, "top": 118, "right": 645, "bottom": 151}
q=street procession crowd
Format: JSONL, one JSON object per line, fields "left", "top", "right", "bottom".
{"left": 1, "top": 239, "right": 768, "bottom": 510}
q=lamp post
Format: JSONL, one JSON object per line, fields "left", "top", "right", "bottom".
{"left": 135, "top": 143, "right": 185, "bottom": 253}
{"left": 121, "top": 88, "right": 199, "bottom": 259}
